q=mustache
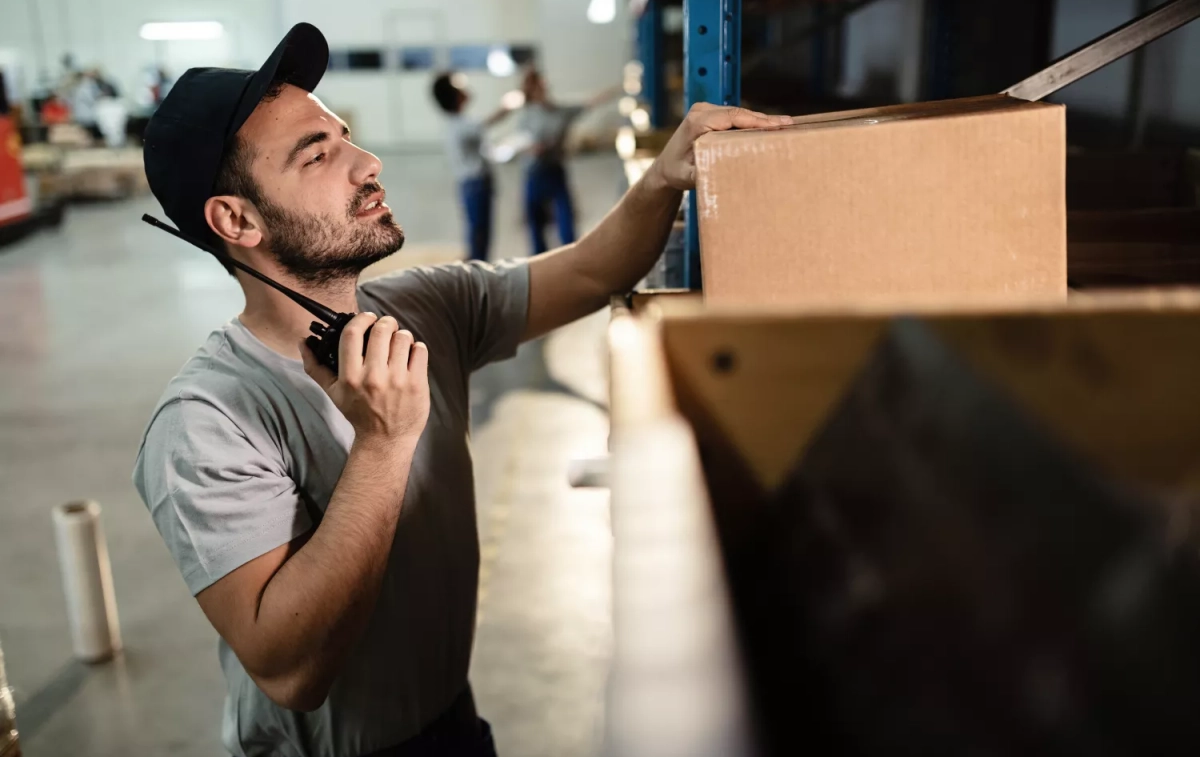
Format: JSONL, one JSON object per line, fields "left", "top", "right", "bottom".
{"left": 348, "top": 183, "right": 385, "bottom": 216}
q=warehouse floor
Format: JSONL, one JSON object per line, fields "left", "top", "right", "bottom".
{"left": 0, "top": 152, "right": 622, "bottom": 757}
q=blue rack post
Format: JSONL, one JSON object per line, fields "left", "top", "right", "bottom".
{"left": 683, "top": 0, "right": 741, "bottom": 290}
{"left": 636, "top": 0, "right": 668, "bottom": 129}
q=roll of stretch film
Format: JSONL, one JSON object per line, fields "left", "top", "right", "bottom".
{"left": 0, "top": 639, "right": 19, "bottom": 757}
{"left": 52, "top": 500, "right": 122, "bottom": 663}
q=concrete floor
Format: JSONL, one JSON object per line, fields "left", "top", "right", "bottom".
{"left": 0, "top": 151, "right": 622, "bottom": 756}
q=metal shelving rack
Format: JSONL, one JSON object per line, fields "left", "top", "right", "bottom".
{"left": 609, "top": 3, "right": 1200, "bottom": 757}
{"left": 630, "top": 0, "right": 742, "bottom": 290}
{"left": 635, "top": 0, "right": 669, "bottom": 130}
{"left": 682, "top": 0, "right": 742, "bottom": 289}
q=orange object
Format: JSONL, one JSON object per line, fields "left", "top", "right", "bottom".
{"left": 0, "top": 115, "right": 31, "bottom": 227}
{"left": 39, "top": 97, "right": 70, "bottom": 125}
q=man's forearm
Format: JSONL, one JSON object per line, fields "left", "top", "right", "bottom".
{"left": 524, "top": 165, "right": 682, "bottom": 340}
{"left": 586, "top": 166, "right": 683, "bottom": 293}
{"left": 484, "top": 106, "right": 510, "bottom": 127}
{"left": 247, "top": 439, "right": 413, "bottom": 708}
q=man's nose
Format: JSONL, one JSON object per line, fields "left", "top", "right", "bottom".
{"left": 350, "top": 144, "right": 383, "bottom": 186}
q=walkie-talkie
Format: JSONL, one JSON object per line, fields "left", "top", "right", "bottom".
{"left": 142, "top": 214, "right": 365, "bottom": 376}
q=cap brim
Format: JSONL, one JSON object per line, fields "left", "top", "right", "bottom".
{"left": 227, "top": 22, "right": 329, "bottom": 139}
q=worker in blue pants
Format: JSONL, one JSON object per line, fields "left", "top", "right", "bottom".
{"left": 432, "top": 72, "right": 515, "bottom": 262}
{"left": 516, "top": 69, "right": 620, "bottom": 255}
{"left": 524, "top": 160, "right": 574, "bottom": 256}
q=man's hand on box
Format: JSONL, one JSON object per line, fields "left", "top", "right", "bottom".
{"left": 647, "top": 103, "right": 792, "bottom": 192}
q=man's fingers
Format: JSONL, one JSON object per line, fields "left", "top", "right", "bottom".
{"left": 388, "top": 329, "right": 415, "bottom": 370}
{"left": 339, "top": 312, "right": 378, "bottom": 383}
{"left": 366, "top": 316, "right": 399, "bottom": 368}
{"left": 300, "top": 340, "right": 336, "bottom": 390}
{"left": 726, "top": 107, "right": 792, "bottom": 131}
{"left": 691, "top": 103, "right": 792, "bottom": 134}
{"left": 408, "top": 341, "right": 430, "bottom": 376}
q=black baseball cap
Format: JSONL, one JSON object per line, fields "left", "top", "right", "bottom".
{"left": 144, "top": 22, "right": 329, "bottom": 246}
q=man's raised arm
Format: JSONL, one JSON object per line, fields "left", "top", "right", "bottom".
{"left": 522, "top": 104, "right": 791, "bottom": 341}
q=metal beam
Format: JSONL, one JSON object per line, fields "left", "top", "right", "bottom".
{"left": 637, "top": 0, "right": 668, "bottom": 129}
{"left": 684, "top": 0, "right": 741, "bottom": 290}
{"left": 1005, "top": 0, "right": 1200, "bottom": 102}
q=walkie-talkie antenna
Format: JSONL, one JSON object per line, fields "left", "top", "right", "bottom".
{"left": 141, "top": 214, "right": 339, "bottom": 324}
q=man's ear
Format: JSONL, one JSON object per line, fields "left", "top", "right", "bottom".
{"left": 204, "top": 195, "right": 264, "bottom": 250}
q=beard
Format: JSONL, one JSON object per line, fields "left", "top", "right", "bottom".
{"left": 258, "top": 182, "right": 404, "bottom": 287}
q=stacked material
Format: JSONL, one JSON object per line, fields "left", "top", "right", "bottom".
{"left": 22, "top": 145, "right": 149, "bottom": 202}
{"left": 59, "top": 148, "right": 150, "bottom": 200}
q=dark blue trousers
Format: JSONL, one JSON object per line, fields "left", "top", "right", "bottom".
{"left": 460, "top": 173, "right": 494, "bottom": 262}
{"left": 523, "top": 161, "right": 576, "bottom": 255}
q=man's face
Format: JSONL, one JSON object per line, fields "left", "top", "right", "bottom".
{"left": 522, "top": 72, "right": 546, "bottom": 104}
{"left": 238, "top": 84, "right": 403, "bottom": 285}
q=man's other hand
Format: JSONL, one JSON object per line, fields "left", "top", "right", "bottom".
{"left": 647, "top": 103, "right": 792, "bottom": 192}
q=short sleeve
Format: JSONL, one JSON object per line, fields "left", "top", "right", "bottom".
{"left": 362, "top": 260, "right": 530, "bottom": 373}
{"left": 132, "top": 399, "right": 312, "bottom": 595}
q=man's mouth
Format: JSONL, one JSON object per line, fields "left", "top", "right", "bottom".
{"left": 355, "top": 191, "right": 388, "bottom": 218}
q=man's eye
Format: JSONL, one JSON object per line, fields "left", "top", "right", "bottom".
{"left": 308, "top": 153, "right": 326, "bottom": 166}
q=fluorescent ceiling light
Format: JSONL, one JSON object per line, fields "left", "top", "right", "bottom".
{"left": 139, "top": 22, "right": 224, "bottom": 41}
{"left": 587, "top": 0, "right": 616, "bottom": 24}
{"left": 486, "top": 48, "right": 515, "bottom": 77}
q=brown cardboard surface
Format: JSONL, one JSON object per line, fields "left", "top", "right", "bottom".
{"left": 649, "top": 290, "right": 1200, "bottom": 496}
{"left": 695, "top": 95, "right": 1067, "bottom": 306}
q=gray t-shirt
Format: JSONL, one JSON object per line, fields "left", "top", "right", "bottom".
{"left": 132, "top": 260, "right": 530, "bottom": 757}
{"left": 443, "top": 114, "right": 488, "bottom": 182}
{"left": 517, "top": 102, "right": 585, "bottom": 168}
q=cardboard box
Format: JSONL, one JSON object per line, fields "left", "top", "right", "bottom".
{"left": 607, "top": 290, "right": 1200, "bottom": 757}
{"left": 694, "top": 95, "right": 1067, "bottom": 306}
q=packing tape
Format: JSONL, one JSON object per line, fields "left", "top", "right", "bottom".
{"left": 52, "top": 501, "right": 122, "bottom": 663}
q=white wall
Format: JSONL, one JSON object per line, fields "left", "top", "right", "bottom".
{"left": 0, "top": 0, "right": 632, "bottom": 149}
{"left": 289, "top": 0, "right": 631, "bottom": 147}
{"left": 538, "top": 0, "right": 631, "bottom": 99}
{"left": 0, "top": 0, "right": 279, "bottom": 101}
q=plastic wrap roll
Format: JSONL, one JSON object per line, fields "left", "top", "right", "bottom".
{"left": 52, "top": 501, "right": 122, "bottom": 663}
{"left": 0, "top": 638, "right": 18, "bottom": 757}
{"left": 0, "top": 638, "right": 18, "bottom": 756}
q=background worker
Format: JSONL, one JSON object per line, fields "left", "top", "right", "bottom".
{"left": 432, "top": 72, "right": 517, "bottom": 262}
{"left": 516, "top": 68, "right": 621, "bottom": 255}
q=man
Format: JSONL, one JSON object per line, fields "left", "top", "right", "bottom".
{"left": 430, "top": 72, "right": 513, "bottom": 262}
{"left": 515, "top": 68, "right": 620, "bottom": 255}
{"left": 133, "top": 22, "right": 788, "bottom": 757}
